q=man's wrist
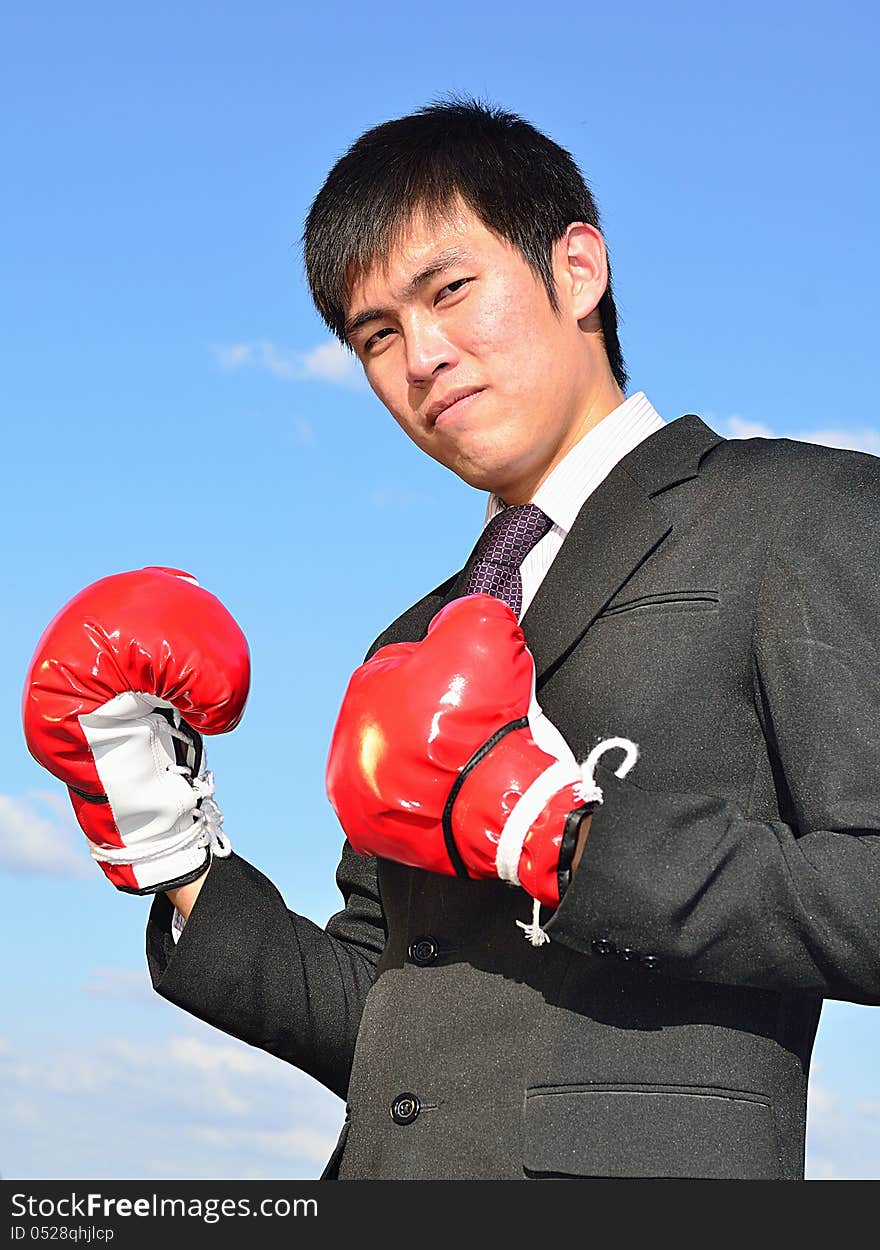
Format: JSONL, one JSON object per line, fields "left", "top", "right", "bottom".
{"left": 165, "top": 863, "right": 211, "bottom": 919}
{"left": 570, "top": 812, "right": 593, "bottom": 878}
{"left": 551, "top": 807, "right": 594, "bottom": 903}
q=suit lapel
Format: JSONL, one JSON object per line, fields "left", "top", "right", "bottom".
{"left": 520, "top": 467, "right": 671, "bottom": 683}
{"left": 377, "top": 414, "right": 724, "bottom": 665}
{"left": 520, "top": 413, "right": 724, "bottom": 683}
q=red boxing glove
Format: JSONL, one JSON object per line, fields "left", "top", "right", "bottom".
{"left": 326, "top": 594, "right": 637, "bottom": 924}
{"left": 22, "top": 566, "right": 250, "bottom": 894}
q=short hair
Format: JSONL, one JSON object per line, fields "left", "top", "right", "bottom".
{"left": 302, "top": 96, "right": 628, "bottom": 391}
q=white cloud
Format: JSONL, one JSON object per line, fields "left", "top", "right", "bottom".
{"left": 725, "top": 415, "right": 776, "bottom": 440}
{"left": 81, "top": 967, "right": 156, "bottom": 1004}
{"left": 807, "top": 1077, "right": 834, "bottom": 1116}
{"left": 0, "top": 790, "right": 92, "bottom": 879}
{"left": 794, "top": 427, "right": 880, "bottom": 455}
{"left": 719, "top": 414, "right": 880, "bottom": 455}
{"left": 0, "top": 1021, "right": 876, "bottom": 1179}
{"left": 299, "top": 341, "right": 365, "bottom": 389}
{"left": 191, "top": 1123, "right": 335, "bottom": 1164}
{"left": 0, "top": 1020, "right": 343, "bottom": 1180}
{"left": 258, "top": 341, "right": 301, "bottom": 379}
{"left": 805, "top": 1069, "right": 880, "bottom": 1179}
{"left": 211, "top": 343, "right": 255, "bottom": 369}
{"left": 169, "top": 1034, "right": 267, "bottom": 1075}
{"left": 211, "top": 339, "right": 366, "bottom": 390}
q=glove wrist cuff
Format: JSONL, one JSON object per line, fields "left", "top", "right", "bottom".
{"left": 505, "top": 736, "right": 641, "bottom": 911}
{"left": 112, "top": 847, "right": 213, "bottom": 896}
{"left": 515, "top": 791, "right": 596, "bottom": 908}
{"left": 495, "top": 764, "right": 585, "bottom": 890}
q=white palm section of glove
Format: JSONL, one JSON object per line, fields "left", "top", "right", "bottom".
{"left": 78, "top": 692, "right": 232, "bottom": 892}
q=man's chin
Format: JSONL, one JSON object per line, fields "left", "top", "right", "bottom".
{"left": 446, "top": 457, "right": 530, "bottom": 500}
{"left": 420, "top": 430, "right": 534, "bottom": 497}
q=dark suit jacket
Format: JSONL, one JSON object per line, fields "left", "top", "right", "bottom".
{"left": 147, "top": 414, "right": 880, "bottom": 1179}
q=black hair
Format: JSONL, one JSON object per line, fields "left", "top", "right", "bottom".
{"left": 302, "top": 95, "right": 627, "bottom": 391}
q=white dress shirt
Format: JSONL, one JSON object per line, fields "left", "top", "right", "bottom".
{"left": 485, "top": 390, "right": 665, "bottom": 617}
{"left": 171, "top": 391, "right": 666, "bottom": 942}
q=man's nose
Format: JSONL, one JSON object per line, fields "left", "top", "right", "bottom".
{"left": 403, "top": 315, "right": 456, "bottom": 385}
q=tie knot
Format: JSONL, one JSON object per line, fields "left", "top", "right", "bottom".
{"left": 463, "top": 503, "right": 553, "bottom": 618}
{"left": 473, "top": 503, "right": 553, "bottom": 568}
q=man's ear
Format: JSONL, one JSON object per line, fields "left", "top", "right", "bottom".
{"left": 554, "top": 222, "right": 609, "bottom": 323}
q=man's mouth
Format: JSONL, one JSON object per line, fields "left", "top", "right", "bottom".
{"left": 427, "top": 387, "right": 485, "bottom": 427}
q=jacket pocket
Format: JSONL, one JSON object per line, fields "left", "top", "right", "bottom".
{"left": 598, "top": 590, "right": 720, "bottom": 618}
{"left": 523, "top": 1083, "right": 781, "bottom": 1179}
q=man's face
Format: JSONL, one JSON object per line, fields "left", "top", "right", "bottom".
{"left": 344, "top": 203, "right": 602, "bottom": 503}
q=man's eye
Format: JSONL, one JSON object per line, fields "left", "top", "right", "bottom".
{"left": 364, "top": 327, "right": 395, "bottom": 351}
{"left": 438, "top": 278, "right": 471, "bottom": 299}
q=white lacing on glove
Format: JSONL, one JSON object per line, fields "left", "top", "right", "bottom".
{"left": 83, "top": 702, "right": 232, "bottom": 876}
{"left": 494, "top": 735, "right": 639, "bottom": 948}
{"left": 88, "top": 765, "right": 232, "bottom": 868}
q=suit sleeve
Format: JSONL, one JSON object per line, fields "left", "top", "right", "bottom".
{"left": 146, "top": 841, "right": 386, "bottom": 1099}
{"left": 545, "top": 450, "right": 880, "bottom": 1005}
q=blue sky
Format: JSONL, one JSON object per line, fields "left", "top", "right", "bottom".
{"left": 3, "top": 0, "right": 880, "bottom": 1179}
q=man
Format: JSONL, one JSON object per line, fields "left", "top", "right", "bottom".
{"left": 23, "top": 98, "right": 880, "bottom": 1180}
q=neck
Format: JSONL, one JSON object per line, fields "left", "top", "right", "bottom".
{"left": 500, "top": 379, "right": 627, "bottom": 505}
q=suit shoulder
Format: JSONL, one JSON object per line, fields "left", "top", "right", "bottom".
{"left": 703, "top": 431, "right": 880, "bottom": 501}
{"left": 695, "top": 433, "right": 880, "bottom": 561}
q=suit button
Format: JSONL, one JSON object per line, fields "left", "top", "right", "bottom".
{"left": 619, "top": 947, "right": 639, "bottom": 961}
{"left": 640, "top": 954, "right": 661, "bottom": 971}
{"left": 408, "top": 937, "right": 439, "bottom": 966}
{"left": 591, "top": 937, "right": 616, "bottom": 957}
{"left": 390, "top": 1093, "right": 421, "bottom": 1125}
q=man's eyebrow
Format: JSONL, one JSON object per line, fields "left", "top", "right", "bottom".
{"left": 344, "top": 246, "right": 472, "bottom": 342}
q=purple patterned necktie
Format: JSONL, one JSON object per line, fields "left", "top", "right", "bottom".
{"left": 464, "top": 503, "right": 554, "bottom": 619}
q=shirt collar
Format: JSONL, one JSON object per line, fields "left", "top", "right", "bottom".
{"left": 484, "top": 391, "right": 666, "bottom": 536}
